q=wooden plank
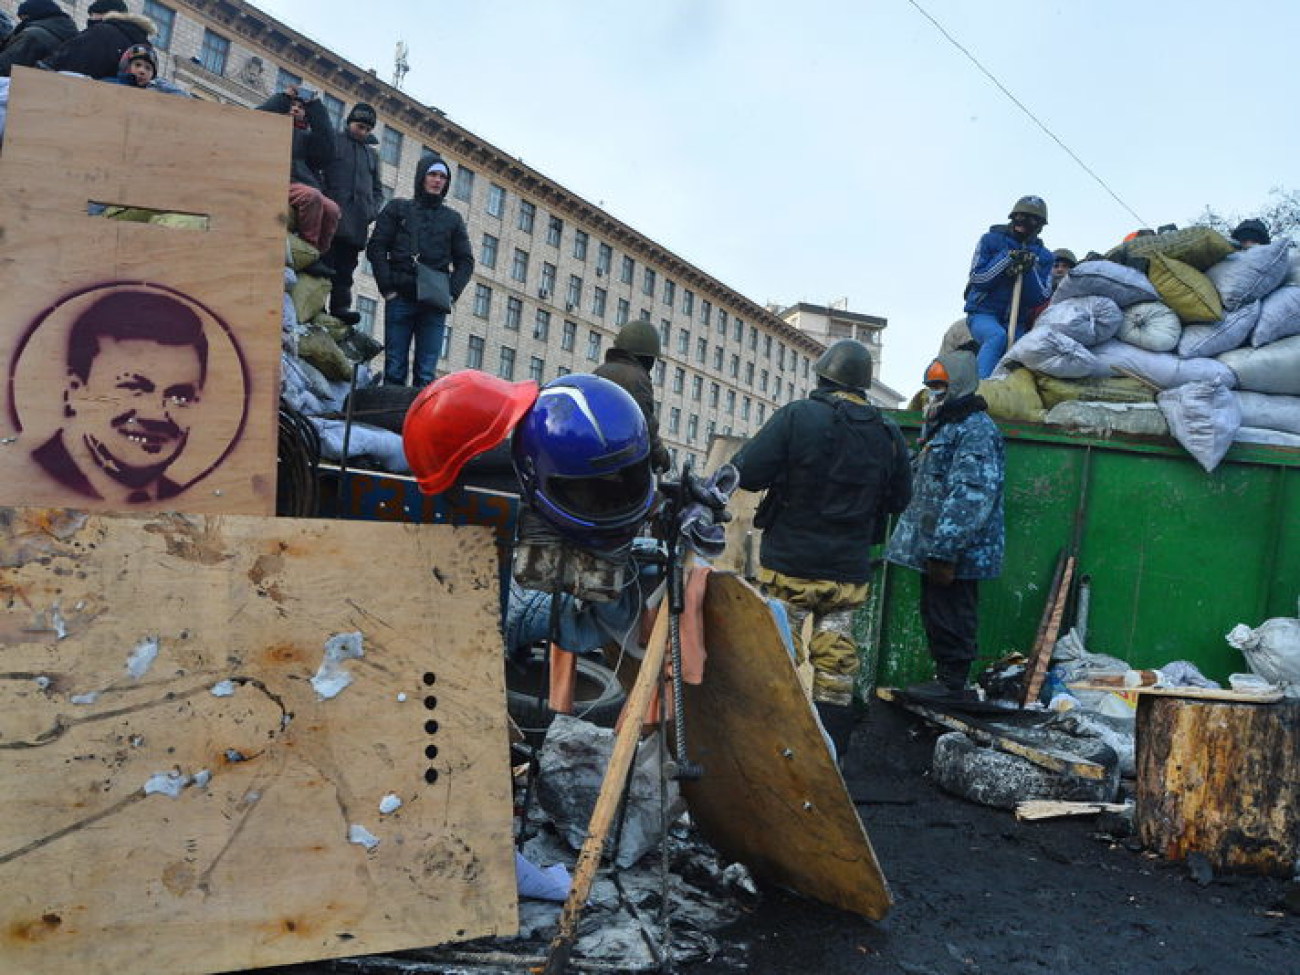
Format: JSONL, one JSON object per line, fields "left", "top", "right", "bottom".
{"left": 1020, "top": 552, "right": 1074, "bottom": 707}
{"left": 0, "top": 70, "right": 288, "bottom": 515}
{"left": 0, "top": 509, "right": 516, "bottom": 974}
{"left": 681, "top": 572, "right": 891, "bottom": 921}
{"left": 1114, "top": 684, "right": 1284, "bottom": 704}
{"left": 878, "top": 687, "right": 1107, "bottom": 781}
{"left": 1016, "top": 800, "right": 1131, "bottom": 821}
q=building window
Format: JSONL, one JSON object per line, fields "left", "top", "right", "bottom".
{"left": 592, "top": 287, "right": 607, "bottom": 318}
{"left": 322, "top": 93, "right": 344, "bottom": 129}
{"left": 760, "top": 369, "right": 769, "bottom": 392}
{"left": 275, "top": 67, "right": 302, "bottom": 91}
{"left": 709, "top": 382, "right": 720, "bottom": 408}
{"left": 546, "top": 215, "right": 563, "bottom": 247}
{"left": 505, "top": 296, "right": 522, "bottom": 331}
{"left": 199, "top": 29, "right": 230, "bottom": 75}
{"left": 677, "top": 329, "right": 690, "bottom": 356}
{"left": 712, "top": 346, "right": 723, "bottom": 370}
{"left": 672, "top": 367, "right": 685, "bottom": 394}
{"left": 615, "top": 298, "right": 630, "bottom": 326}
{"left": 774, "top": 377, "right": 783, "bottom": 399}
{"left": 597, "top": 243, "right": 613, "bottom": 276}
{"left": 499, "top": 346, "right": 516, "bottom": 380}
{"left": 745, "top": 361, "right": 755, "bottom": 384}
{"left": 380, "top": 126, "right": 403, "bottom": 166}
{"left": 454, "top": 165, "right": 475, "bottom": 202}
{"left": 803, "top": 356, "right": 810, "bottom": 378}
{"left": 487, "top": 183, "right": 506, "bottom": 217}
{"left": 534, "top": 309, "right": 551, "bottom": 341}
{"left": 700, "top": 299, "right": 712, "bottom": 326}
{"left": 473, "top": 283, "right": 492, "bottom": 318}
{"left": 518, "top": 200, "right": 536, "bottom": 234}
{"left": 586, "top": 330, "right": 602, "bottom": 361}
{"left": 749, "top": 325, "right": 758, "bottom": 351}
{"left": 529, "top": 356, "right": 545, "bottom": 381}
{"left": 717, "top": 310, "right": 728, "bottom": 335}
{"left": 663, "top": 279, "right": 676, "bottom": 307}
{"left": 480, "top": 233, "right": 499, "bottom": 269}
{"left": 620, "top": 255, "right": 635, "bottom": 284}
{"left": 729, "top": 354, "right": 740, "bottom": 378}
{"left": 742, "top": 397, "right": 752, "bottom": 421}
{"left": 566, "top": 275, "right": 583, "bottom": 310}
{"left": 778, "top": 344, "right": 787, "bottom": 368}
{"left": 443, "top": 327, "right": 453, "bottom": 360}
{"left": 668, "top": 408, "right": 681, "bottom": 435}
{"left": 707, "top": 420, "right": 716, "bottom": 441}
{"left": 691, "top": 375, "right": 703, "bottom": 401}
{"left": 144, "top": 0, "right": 175, "bottom": 50}
{"left": 682, "top": 289, "right": 695, "bottom": 316}
{"left": 511, "top": 248, "right": 529, "bottom": 283}
{"left": 655, "top": 361, "right": 666, "bottom": 386}
{"left": 726, "top": 389, "right": 736, "bottom": 415}
{"left": 356, "top": 295, "right": 377, "bottom": 333}
{"left": 764, "top": 334, "right": 773, "bottom": 358}
{"left": 466, "top": 334, "right": 485, "bottom": 369}
{"left": 734, "top": 318, "right": 744, "bottom": 342}
{"left": 561, "top": 320, "right": 576, "bottom": 352}
{"left": 757, "top": 403, "right": 766, "bottom": 424}
{"left": 540, "top": 262, "right": 557, "bottom": 297}
{"left": 642, "top": 268, "right": 657, "bottom": 298}
{"left": 696, "top": 337, "right": 707, "bottom": 364}
{"left": 687, "top": 414, "right": 699, "bottom": 443}
{"left": 573, "top": 229, "right": 589, "bottom": 261}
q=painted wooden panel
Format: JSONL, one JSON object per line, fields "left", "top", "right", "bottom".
{"left": 0, "top": 509, "right": 516, "bottom": 974}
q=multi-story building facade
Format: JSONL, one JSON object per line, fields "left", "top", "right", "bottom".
{"left": 3, "top": 0, "right": 897, "bottom": 468}
{"left": 776, "top": 302, "right": 903, "bottom": 406}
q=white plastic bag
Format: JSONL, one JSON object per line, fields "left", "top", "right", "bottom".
{"left": 1226, "top": 602, "right": 1300, "bottom": 695}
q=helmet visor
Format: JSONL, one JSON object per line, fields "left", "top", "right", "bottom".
{"left": 543, "top": 457, "right": 654, "bottom": 528}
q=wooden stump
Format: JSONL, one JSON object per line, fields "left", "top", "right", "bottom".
{"left": 1135, "top": 696, "right": 1300, "bottom": 875}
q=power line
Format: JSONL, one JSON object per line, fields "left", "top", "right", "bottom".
{"left": 906, "top": 0, "right": 1148, "bottom": 228}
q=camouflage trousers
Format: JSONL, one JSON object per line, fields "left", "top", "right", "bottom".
{"left": 758, "top": 568, "right": 870, "bottom": 707}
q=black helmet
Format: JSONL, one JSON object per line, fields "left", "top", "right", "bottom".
{"left": 1009, "top": 195, "right": 1048, "bottom": 225}
{"left": 613, "top": 317, "right": 661, "bottom": 359}
{"left": 814, "top": 339, "right": 873, "bottom": 390}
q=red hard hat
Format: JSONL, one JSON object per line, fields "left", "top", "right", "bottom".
{"left": 402, "top": 370, "right": 539, "bottom": 495}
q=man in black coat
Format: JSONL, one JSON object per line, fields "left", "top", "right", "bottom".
{"left": 0, "top": 0, "right": 77, "bottom": 77}
{"left": 366, "top": 153, "right": 474, "bottom": 386}
{"left": 594, "top": 318, "right": 671, "bottom": 472}
{"left": 42, "top": 4, "right": 153, "bottom": 78}
{"left": 322, "top": 102, "right": 383, "bottom": 324}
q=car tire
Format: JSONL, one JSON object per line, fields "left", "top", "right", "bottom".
{"left": 506, "top": 648, "right": 627, "bottom": 746}
{"left": 344, "top": 384, "right": 422, "bottom": 434}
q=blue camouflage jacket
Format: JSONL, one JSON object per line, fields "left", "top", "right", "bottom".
{"left": 885, "top": 404, "right": 1005, "bottom": 579}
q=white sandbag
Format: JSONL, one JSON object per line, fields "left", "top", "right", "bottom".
{"left": 1043, "top": 400, "right": 1168, "bottom": 438}
{"left": 1204, "top": 238, "right": 1292, "bottom": 312}
{"left": 1156, "top": 380, "right": 1241, "bottom": 472}
{"left": 1226, "top": 607, "right": 1300, "bottom": 694}
{"left": 1091, "top": 339, "right": 1238, "bottom": 389}
{"left": 1177, "top": 301, "right": 1260, "bottom": 358}
{"left": 1052, "top": 260, "right": 1159, "bottom": 308}
{"left": 1032, "top": 295, "right": 1123, "bottom": 346}
{"left": 1118, "top": 301, "right": 1181, "bottom": 353}
{"left": 311, "top": 417, "right": 411, "bottom": 473}
{"left": 1218, "top": 334, "right": 1300, "bottom": 395}
{"left": 1005, "top": 327, "right": 1099, "bottom": 378}
{"left": 1234, "top": 390, "right": 1300, "bottom": 435}
{"left": 1233, "top": 426, "right": 1300, "bottom": 448}
{"left": 1251, "top": 284, "right": 1300, "bottom": 347}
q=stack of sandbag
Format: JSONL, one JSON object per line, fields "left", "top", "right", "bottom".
{"left": 990, "top": 226, "right": 1300, "bottom": 470}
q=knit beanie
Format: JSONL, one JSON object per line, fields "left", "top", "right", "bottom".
{"left": 88, "top": 0, "right": 128, "bottom": 14}
{"left": 347, "top": 102, "right": 377, "bottom": 126}
{"left": 18, "top": 0, "right": 63, "bottom": 19}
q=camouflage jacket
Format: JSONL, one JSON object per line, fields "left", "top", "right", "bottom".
{"left": 885, "top": 405, "right": 1004, "bottom": 579}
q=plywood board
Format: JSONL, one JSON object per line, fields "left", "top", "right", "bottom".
{"left": 0, "top": 509, "right": 516, "bottom": 974}
{"left": 0, "top": 69, "right": 290, "bottom": 514}
{"left": 680, "top": 572, "right": 891, "bottom": 920}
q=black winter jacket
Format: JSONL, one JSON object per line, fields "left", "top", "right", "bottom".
{"left": 322, "top": 127, "right": 382, "bottom": 246}
{"left": 0, "top": 8, "right": 76, "bottom": 76}
{"left": 43, "top": 11, "right": 152, "bottom": 78}
{"left": 366, "top": 154, "right": 474, "bottom": 303}
{"left": 731, "top": 386, "right": 913, "bottom": 584}
{"left": 255, "top": 92, "right": 335, "bottom": 190}
{"left": 594, "top": 349, "right": 671, "bottom": 471}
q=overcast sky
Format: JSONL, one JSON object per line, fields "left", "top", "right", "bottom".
{"left": 253, "top": 0, "right": 1295, "bottom": 395}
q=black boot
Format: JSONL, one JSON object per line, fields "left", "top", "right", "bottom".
{"left": 814, "top": 702, "right": 856, "bottom": 765}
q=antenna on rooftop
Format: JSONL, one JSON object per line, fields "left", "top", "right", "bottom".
{"left": 393, "top": 41, "right": 410, "bottom": 89}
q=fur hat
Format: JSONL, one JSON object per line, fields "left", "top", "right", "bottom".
{"left": 347, "top": 102, "right": 377, "bottom": 126}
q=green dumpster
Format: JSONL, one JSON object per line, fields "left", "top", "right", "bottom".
{"left": 868, "top": 415, "right": 1300, "bottom": 689}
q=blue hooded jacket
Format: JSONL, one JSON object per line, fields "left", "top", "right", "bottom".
{"left": 963, "top": 224, "right": 1053, "bottom": 327}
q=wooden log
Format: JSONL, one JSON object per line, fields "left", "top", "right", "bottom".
{"left": 1135, "top": 696, "right": 1300, "bottom": 875}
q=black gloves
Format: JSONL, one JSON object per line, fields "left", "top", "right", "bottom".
{"left": 1007, "top": 249, "right": 1036, "bottom": 277}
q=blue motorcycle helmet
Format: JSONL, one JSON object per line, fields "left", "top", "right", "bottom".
{"left": 511, "top": 373, "right": 657, "bottom": 552}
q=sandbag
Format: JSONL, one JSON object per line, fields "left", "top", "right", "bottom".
{"left": 1032, "top": 295, "right": 1123, "bottom": 346}
{"left": 1034, "top": 374, "right": 1156, "bottom": 409}
{"left": 1226, "top": 609, "right": 1300, "bottom": 692}
{"left": 1051, "top": 260, "right": 1159, "bottom": 308}
{"left": 1251, "top": 285, "right": 1300, "bottom": 347}
{"left": 1205, "top": 238, "right": 1292, "bottom": 312}
{"left": 1177, "top": 301, "right": 1260, "bottom": 359}
{"left": 978, "top": 366, "right": 1045, "bottom": 423}
{"left": 1156, "top": 380, "right": 1241, "bottom": 473}
{"left": 291, "top": 271, "right": 332, "bottom": 327}
{"left": 298, "top": 325, "right": 353, "bottom": 382}
{"left": 286, "top": 234, "right": 320, "bottom": 272}
{"left": 1146, "top": 253, "right": 1222, "bottom": 323}
{"left": 1005, "top": 327, "right": 1099, "bottom": 378}
{"left": 1106, "top": 225, "right": 1235, "bottom": 271}
{"left": 1092, "top": 340, "right": 1238, "bottom": 390}
{"left": 1218, "top": 334, "right": 1300, "bottom": 395}
{"left": 1234, "top": 391, "right": 1300, "bottom": 435}
{"left": 1234, "top": 426, "right": 1300, "bottom": 448}
{"left": 1118, "top": 301, "right": 1181, "bottom": 352}
{"left": 1044, "top": 400, "right": 1168, "bottom": 439}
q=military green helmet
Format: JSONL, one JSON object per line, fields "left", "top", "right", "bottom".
{"left": 1009, "top": 195, "right": 1049, "bottom": 225}
{"left": 814, "top": 339, "right": 873, "bottom": 390}
{"left": 613, "top": 317, "right": 661, "bottom": 359}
